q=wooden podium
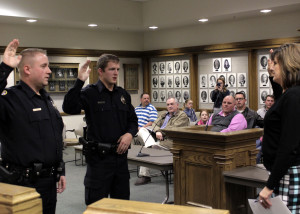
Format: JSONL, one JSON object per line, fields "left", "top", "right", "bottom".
{"left": 0, "top": 182, "right": 42, "bottom": 214}
{"left": 164, "top": 126, "right": 263, "bottom": 214}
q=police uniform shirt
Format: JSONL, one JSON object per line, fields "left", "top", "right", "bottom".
{"left": 0, "top": 62, "right": 64, "bottom": 168}
{"left": 63, "top": 79, "right": 138, "bottom": 144}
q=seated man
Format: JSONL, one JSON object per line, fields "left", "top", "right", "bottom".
{"left": 135, "top": 93, "right": 158, "bottom": 129}
{"left": 257, "top": 95, "right": 274, "bottom": 118}
{"left": 135, "top": 97, "right": 189, "bottom": 185}
{"left": 207, "top": 95, "right": 247, "bottom": 132}
{"left": 235, "top": 92, "right": 264, "bottom": 128}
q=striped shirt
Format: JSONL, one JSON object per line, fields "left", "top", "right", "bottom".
{"left": 135, "top": 103, "right": 158, "bottom": 127}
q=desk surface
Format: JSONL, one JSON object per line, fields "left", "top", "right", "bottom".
{"left": 127, "top": 145, "right": 173, "bottom": 171}
{"left": 223, "top": 165, "right": 269, "bottom": 188}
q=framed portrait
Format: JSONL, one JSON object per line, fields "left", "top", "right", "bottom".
{"left": 159, "top": 62, "right": 166, "bottom": 74}
{"left": 67, "top": 68, "right": 77, "bottom": 78}
{"left": 174, "top": 61, "right": 181, "bottom": 74}
{"left": 174, "top": 89, "right": 182, "bottom": 103}
{"left": 208, "top": 74, "right": 217, "bottom": 88}
{"left": 209, "top": 89, "right": 215, "bottom": 104}
{"left": 67, "top": 80, "right": 75, "bottom": 90}
{"left": 237, "top": 73, "right": 247, "bottom": 87}
{"left": 152, "top": 90, "right": 159, "bottom": 102}
{"left": 182, "top": 75, "right": 190, "bottom": 88}
{"left": 48, "top": 81, "right": 56, "bottom": 91}
{"left": 166, "top": 75, "right": 173, "bottom": 88}
{"left": 124, "top": 64, "right": 139, "bottom": 91}
{"left": 260, "top": 88, "right": 270, "bottom": 104}
{"left": 166, "top": 61, "right": 174, "bottom": 74}
{"left": 227, "top": 73, "right": 236, "bottom": 88}
{"left": 259, "top": 71, "right": 270, "bottom": 87}
{"left": 55, "top": 68, "right": 65, "bottom": 78}
{"left": 200, "top": 89, "right": 208, "bottom": 103}
{"left": 217, "top": 73, "right": 226, "bottom": 84}
{"left": 222, "top": 58, "right": 231, "bottom": 72}
{"left": 237, "top": 89, "right": 247, "bottom": 100}
{"left": 213, "top": 58, "right": 221, "bottom": 72}
{"left": 152, "top": 75, "right": 158, "bottom": 88}
{"left": 151, "top": 62, "right": 158, "bottom": 74}
{"left": 259, "top": 55, "right": 268, "bottom": 70}
{"left": 182, "top": 90, "right": 190, "bottom": 102}
{"left": 59, "top": 81, "right": 66, "bottom": 91}
{"left": 159, "top": 75, "right": 166, "bottom": 88}
{"left": 166, "top": 89, "right": 174, "bottom": 99}
{"left": 174, "top": 75, "right": 182, "bottom": 88}
{"left": 159, "top": 90, "right": 166, "bottom": 103}
{"left": 229, "top": 89, "right": 236, "bottom": 97}
{"left": 182, "top": 60, "right": 189, "bottom": 73}
{"left": 200, "top": 74, "right": 207, "bottom": 88}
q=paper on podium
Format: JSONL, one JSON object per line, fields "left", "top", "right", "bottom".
{"left": 248, "top": 196, "right": 291, "bottom": 214}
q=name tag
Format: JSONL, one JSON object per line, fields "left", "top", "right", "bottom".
{"left": 98, "top": 101, "right": 105, "bottom": 104}
{"left": 33, "top": 108, "right": 42, "bottom": 112}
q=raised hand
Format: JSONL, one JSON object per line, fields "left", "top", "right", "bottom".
{"left": 3, "top": 39, "right": 22, "bottom": 68}
{"left": 267, "top": 49, "right": 274, "bottom": 77}
{"left": 78, "top": 60, "right": 91, "bottom": 82}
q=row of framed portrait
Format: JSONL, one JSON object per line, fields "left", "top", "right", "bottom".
{"left": 152, "top": 89, "right": 190, "bottom": 103}
{"left": 200, "top": 73, "right": 247, "bottom": 88}
{"left": 212, "top": 58, "right": 232, "bottom": 72}
{"left": 151, "top": 60, "right": 190, "bottom": 75}
{"left": 48, "top": 80, "right": 75, "bottom": 92}
{"left": 152, "top": 74, "right": 190, "bottom": 89}
{"left": 50, "top": 67, "right": 78, "bottom": 79}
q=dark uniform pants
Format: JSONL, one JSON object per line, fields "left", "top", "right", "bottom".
{"left": 84, "top": 154, "right": 130, "bottom": 205}
{"left": 26, "top": 176, "right": 57, "bottom": 214}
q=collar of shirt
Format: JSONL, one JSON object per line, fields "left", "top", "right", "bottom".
{"left": 218, "top": 110, "right": 236, "bottom": 117}
{"left": 96, "top": 80, "right": 118, "bottom": 94}
{"left": 18, "top": 80, "right": 49, "bottom": 99}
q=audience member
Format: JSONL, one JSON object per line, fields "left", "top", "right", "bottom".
{"left": 235, "top": 92, "right": 264, "bottom": 128}
{"left": 208, "top": 95, "right": 247, "bottom": 132}
{"left": 134, "top": 97, "right": 189, "bottom": 185}
{"left": 257, "top": 95, "right": 275, "bottom": 118}
{"left": 183, "top": 99, "right": 197, "bottom": 122}
{"left": 135, "top": 93, "right": 158, "bottom": 129}
{"left": 196, "top": 110, "right": 209, "bottom": 125}
{"left": 259, "top": 43, "right": 300, "bottom": 213}
{"left": 211, "top": 77, "right": 230, "bottom": 113}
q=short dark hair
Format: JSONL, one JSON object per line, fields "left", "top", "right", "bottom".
{"left": 235, "top": 91, "right": 246, "bottom": 99}
{"left": 266, "top": 95, "right": 274, "bottom": 100}
{"left": 140, "top": 93, "right": 150, "bottom": 98}
{"left": 97, "top": 54, "right": 119, "bottom": 71}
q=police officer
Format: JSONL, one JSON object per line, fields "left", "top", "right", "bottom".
{"left": 63, "top": 54, "right": 138, "bottom": 205}
{"left": 0, "top": 39, "right": 66, "bottom": 214}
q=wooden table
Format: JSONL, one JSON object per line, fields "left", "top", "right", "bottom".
{"left": 127, "top": 145, "right": 173, "bottom": 204}
{"left": 84, "top": 198, "right": 230, "bottom": 214}
{"left": 223, "top": 165, "right": 269, "bottom": 188}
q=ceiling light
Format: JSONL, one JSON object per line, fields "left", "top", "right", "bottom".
{"left": 88, "top": 24, "right": 98, "bottom": 27}
{"left": 26, "top": 19, "right": 37, "bottom": 23}
{"left": 198, "top": 18, "right": 208, "bottom": 23}
{"left": 149, "top": 26, "right": 158, "bottom": 30}
{"left": 260, "top": 9, "right": 272, "bottom": 13}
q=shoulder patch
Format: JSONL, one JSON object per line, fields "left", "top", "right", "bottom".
{"left": 1, "top": 90, "right": 7, "bottom": 96}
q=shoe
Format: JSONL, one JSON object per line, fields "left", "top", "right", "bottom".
{"left": 134, "top": 176, "right": 151, "bottom": 186}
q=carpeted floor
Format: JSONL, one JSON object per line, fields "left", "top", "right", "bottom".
{"left": 56, "top": 146, "right": 174, "bottom": 214}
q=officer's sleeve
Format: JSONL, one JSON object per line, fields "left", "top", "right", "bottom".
{"left": 125, "top": 91, "right": 138, "bottom": 137}
{"left": 0, "top": 62, "right": 14, "bottom": 92}
{"left": 62, "top": 79, "right": 85, "bottom": 114}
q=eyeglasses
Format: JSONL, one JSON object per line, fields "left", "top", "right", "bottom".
{"left": 235, "top": 98, "right": 244, "bottom": 101}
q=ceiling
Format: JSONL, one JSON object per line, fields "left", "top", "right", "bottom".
{"left": 0, "top": 0, "right": 300, "bottom": 32}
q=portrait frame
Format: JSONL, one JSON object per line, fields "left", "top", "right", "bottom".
{"left": 182, "top": 89, "right": 190, "bottom": 102}
{"left": 227, "top": 73, "right": 236, "bottom": 88}
{"left": 48, "top": 81, "right": 56, "bottom": 91}
{"left": 182, "top": 60, "right": 190, "bottom": 74}
{"left": 152, "top": 75, "right": 159, "bottom": 88}
{"left": 200, "top": 89, "right": 208, "bottom": 103}
{"left": 166, "top": 89, "right": 174, "bottom": 99}
{"left": 174, "top": 89, "right": 182, "bottom": 103}
{"left": 159, "top": 90, "right": 167, "bottom": 103}
{"left": 55, "top": 68, "right": 65, "bottom": 79}
{"left": 174, "top": 75, "right": 182, "bottom": 88}
{"left": 209, "top": 89, "right": 215, "bottom": 104}
{"left": 259, "top": 71, "right": 270, "bottom": 87}
{"left": 152, "top": 90, "right": 159, "bottom": 103}
{"left": 166, "top": 75, "right": 174, "bottom": 88}
{"left": 159, "top": 62, "right": 166, "bottom": 74}
{"left": 208, "top": 74, "right": 217, "bottom": 88}
{"left": 159, "top": 75, "right": 166, "bottom": 88}
{"left": 237, "top": 73, "right": 247, "bottom": 88}
{"left": 67, "top": 68, "right": 77, "bottom": 78}
{"left": 166, "top": 61, "right": 174, "bottom": 74}
{"left": 222, "top": 58, "right": 232, "bottom": 72}
{"left": 229, "top": 89, "right": 236, "bottom": 97}
{"left": 174, "top": 61, "right": 181, "bottom": 74}
{"left": 217, "top": 73, "right": 227, "bottom": 85}
{"left": 59, "top": 81, "right": 66, "bottom": 91}
{"left": 151, "top": 62, "right": 158, "bottom": 74}
{"left": 123, "top": 64, "right": 139, "bottom": 91}
{"left": 213, "top": 58, "right": 222, "bottom": 72}
{"left": 259, "top": 88, "right": 269, "bottom": 104}
{"left": 200, "top": 74, "right": 207, "bottom": 88}
{"left": 182, "top": 75, "right": 190, "bottom": 88}
{"left": 259, "top": 55, "right": 268, "bottom": 70}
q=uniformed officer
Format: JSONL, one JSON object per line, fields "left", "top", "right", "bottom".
{"left": 63, "top": 54, "right": 138, "bottom": 205}
{"left": 0, "top": 39, "right": 66, "bottom": 214}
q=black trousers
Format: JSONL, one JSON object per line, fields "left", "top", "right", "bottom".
{"left": 84, "top": 154, "right": 130, "bottom": 205}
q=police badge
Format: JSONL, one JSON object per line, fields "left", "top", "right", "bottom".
{"left": 1, "top": 90, "right": 7, "bottom": 96}
{"left": 121, "top": 95, "right": 126, "bottom": 104}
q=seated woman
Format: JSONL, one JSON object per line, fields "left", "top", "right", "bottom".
{"left": 196, "top": 110, "right": 209, "bottom": 125}
{"left": 183, "top": 99, "right": 197, "bottom": 122}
